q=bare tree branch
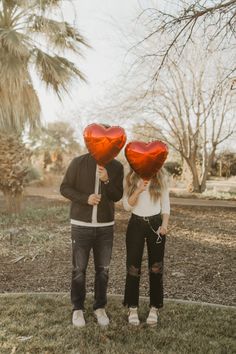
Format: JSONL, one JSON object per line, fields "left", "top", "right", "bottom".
{"left": 135, "top": 0, "right": 236, "bottom": 82}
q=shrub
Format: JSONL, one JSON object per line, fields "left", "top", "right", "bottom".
{"left": 164, "top": 161, "right": 182, "bottom": 177}
{"left": 24, "top": 165, "right": 42, "bottom": 184}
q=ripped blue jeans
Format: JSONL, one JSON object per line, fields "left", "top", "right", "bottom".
{"left": 71, "top": 224, "right": 114, "bottom": 311}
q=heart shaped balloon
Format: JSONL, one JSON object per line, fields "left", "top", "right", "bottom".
{"left": 125, "top": 141, "right": 168, "bottom": 180}
{"left": 83, "top": 123, "right": 127, "bottom": 165}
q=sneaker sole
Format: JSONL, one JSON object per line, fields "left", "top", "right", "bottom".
{"left": 128, "top": 321, "right": 140, "bottom": 326}
{"left": 146, "top": 321, "right": 157, "bottom": 326}
{"left": 72, "top": 323, "right": 86, "bottom": 328}
{"left": 94, "top": 315, "right": 109, "bottom": 327}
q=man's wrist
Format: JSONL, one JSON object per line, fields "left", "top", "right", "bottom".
{"left": 103, "top": 179, "right": 110, "bottom": 185}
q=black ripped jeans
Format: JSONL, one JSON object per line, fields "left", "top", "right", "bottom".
{"left": 71, "top": 225, "right": 114, "bottom": 311}
{"left": 123, "top": 213, "right": 166, "bottom": 309}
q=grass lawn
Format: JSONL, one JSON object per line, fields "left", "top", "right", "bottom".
{"left": 0, "top": 294, "right": 235, "bottom": 354}
{"left": 1, "top": 200, "right": 235, "bottom": 306}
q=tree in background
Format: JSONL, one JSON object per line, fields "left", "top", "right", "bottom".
{"left": 136, "top": 0, "right": 236, "bottom": 83}
{"left": 0, "top": 0, "right": 87, "bottom": 211}
{"left": 124, "top": 48, "right": 235, "bottom": 192}
{"left": 212, "top": 151, "right": 236, "bottom": 177}
{"left": 0, "top": 134, "right": 30, "bottom": 212}
{"left": 125, "top": 1, "right": 236, "bottom": 192}
{"left": 148, "top": 62, "right": 234, "bottom": 192}
{"left": 29, "top": 121, "right": 81, "bottom": 173}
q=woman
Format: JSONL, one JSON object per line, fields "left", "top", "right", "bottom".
{"left": 123, "top": 168, "right": 170, "bottom": 326}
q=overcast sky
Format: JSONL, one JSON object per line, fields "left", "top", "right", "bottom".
{"left": 36, "top": 0, "right": 173, "bottom": 123}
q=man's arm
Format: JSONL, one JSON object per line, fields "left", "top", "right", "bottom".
{"left": 101, "top": 164, "right": 124, "bottom": 202}
{"left": 60, "top": 158, "right": 90, "bottom": 204}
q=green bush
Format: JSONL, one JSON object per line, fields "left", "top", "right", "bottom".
{"left": 164, "top": 161, "right": 182, "bottom": 176}
{"left": 24, "top": 165, "right": 42, "bottom": 184}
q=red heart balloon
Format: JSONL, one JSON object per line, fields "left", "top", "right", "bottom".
{"left": 125, "top": 141, "right": 168, "bottom": 180}
{"left": 83, "top": 124, "right": 127, "bottom": 165}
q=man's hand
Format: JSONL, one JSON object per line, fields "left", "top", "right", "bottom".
{"left": 88, "top": 194, "right": 101, "bottom": 206}
{"left": 98, "top": 165, "right": 109, "bottom": 183}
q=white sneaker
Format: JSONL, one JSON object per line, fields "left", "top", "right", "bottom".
{"left": 94, "top": 308, "right": 109, "bottom": 326}
{"left": 146, "top": 307, "right": 159, "bottom": 325}
{"left": 128, "top": 307, "right": 140, "bottom": 326}
{"left": 72, "top": 310, "right": 86, "bottom": 328}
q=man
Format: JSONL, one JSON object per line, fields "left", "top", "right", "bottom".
{"left": 60, "top": 149, "right": 123, "bottom": 327}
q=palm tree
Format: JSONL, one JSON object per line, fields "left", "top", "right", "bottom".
{"left": 0, "top": 0, "right": 88, "bottom": 132}
{"left": 0, "top": 0, "right": 88, "bottom": 211}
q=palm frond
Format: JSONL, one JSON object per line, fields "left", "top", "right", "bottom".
{"left": 0, "top": 0, "right": 87, "bottom": 132}
{"left": 4, "top": 0, "right": 60, "bottom": 10}
{"left": 29, "top": 15, "right": 89, "bottom": 52}
{"left": 1, "top": 0, "right": 17, "bottom": 10}
{"left": 0, "top": 28, "right": 30, "bottom": 58}
{"left": 35, "top": 0, "right": 61, "bottom": 10}
{"left": 57, "top": 55, "right": 86, "bottom": 81}
{"left": 35, "top": 49, "right": 86, "bottom": 96}
{"left": 0, "top": 83, "right": 40, "bottom": 133}
{"left": 0, "top": 49, "right": 29, "bottom": 92}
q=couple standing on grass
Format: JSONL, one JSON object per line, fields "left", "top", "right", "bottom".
{"left": 60, "top": 144, "right": 170, "bottom": 328}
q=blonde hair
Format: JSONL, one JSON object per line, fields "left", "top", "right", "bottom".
{"left": 125, "top": 168, "right": 168, "bottom": 202}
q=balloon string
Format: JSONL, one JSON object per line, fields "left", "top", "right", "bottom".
{"left": 98, "top": 179, "right": 102, "bottom": 195}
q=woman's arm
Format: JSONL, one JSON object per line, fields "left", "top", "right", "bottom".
{"left": 128, "top": 180, "right": 148, "bottom": 206}
{"left": 160, "top": 188, "right": 170, "bottom": 235}
{"left": 123, "top": 179, "right": 148, "bottom": 211}
{"left": 159, "top": 213, "right": 169, "bottom": 235}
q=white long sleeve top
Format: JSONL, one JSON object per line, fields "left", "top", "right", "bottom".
{"left": 123, "top": 181, "right": 170, "bottom": 217}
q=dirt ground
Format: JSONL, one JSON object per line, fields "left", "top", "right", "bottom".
{"left": 0, "top": 192, "right": 235, "bottom": 306}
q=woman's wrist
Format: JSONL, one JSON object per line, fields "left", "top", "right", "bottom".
{"left": 128, "top": 190, "right": 140, "bottom": 206}
{"left": 161, "top": 223, "right": 168, "bottom": 229}
{"left": 135, "top": 187, "right": 143, "bottom": 195}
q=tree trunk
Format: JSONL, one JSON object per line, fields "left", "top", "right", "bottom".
{"left": 200, "top": 149, "right": 216, "bottom": 193}
{"left": 200, "top": 173, "right": 207, "bottom": 193}
{"left": 186, "top": 158, "right": 201, "bottom": 193}
{"left": 4, "top": 191, "right": 22, "bottom": 214}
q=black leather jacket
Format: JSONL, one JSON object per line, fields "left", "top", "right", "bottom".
{"left": 60, "top": 153, "right": 124, "bottom": 222}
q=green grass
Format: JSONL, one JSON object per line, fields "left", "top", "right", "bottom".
{"left": 0, "top": 206, "right": 69, "bottom": 259}
{"left": 0, "top": 294, "right": 235, "bottom": 354}
{"left": 0, "top": 205, "right": 68, "bottom": 227}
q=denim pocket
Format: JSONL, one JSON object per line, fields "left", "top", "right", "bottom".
{"left": 71, "top": 225, "right": 94, "bottom": 246}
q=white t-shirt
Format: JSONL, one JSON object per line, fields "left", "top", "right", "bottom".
{"left": 123, "top": 181, "right": 170, "bottom": 217}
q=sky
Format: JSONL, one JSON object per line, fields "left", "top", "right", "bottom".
{"left": 36, "top": 0, "right": 172, "bottom": 124}
{"left": 33, "top": 0, "right": 235, "bottom": 151}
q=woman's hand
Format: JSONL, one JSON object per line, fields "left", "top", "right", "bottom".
{"left": 159, "top": 225, "right": 168, "bottom": 235}
{"left": 160, "top": 214, "right": 169, "bottom": 235}
{"left": 137, "top": 179, "right": 148, "bottom": 193}
{"left": 127, "top": 179, "right": 148, "bottom": 207}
